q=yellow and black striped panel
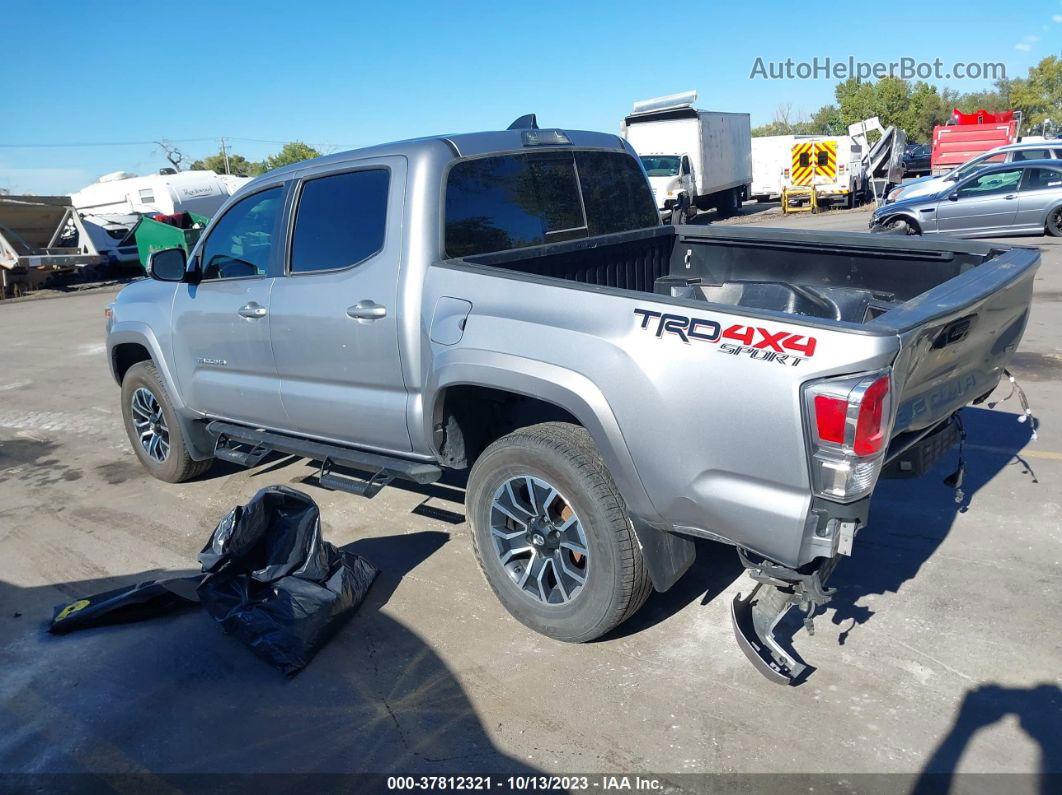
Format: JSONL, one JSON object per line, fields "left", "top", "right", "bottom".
{"left": 815, "top": 140, "right": 837, "bottom": 180}
{"left": 790, "top": 142, "right": 814, "bottom": 185}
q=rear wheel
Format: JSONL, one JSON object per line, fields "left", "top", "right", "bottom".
{"left": 1046, "top": 206, "right": 1062, "bottom": 237}
{"left": 467, "top": 422, "right": 651, "bottom": 642}
{"left": 120, "top": 362, "right": 213, "bottom": 483}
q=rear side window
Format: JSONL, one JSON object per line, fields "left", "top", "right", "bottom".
{"left": 290, "top": 169, "right": 389, "bottom": 273}
{"left": 1021, "top": 168, "right": 1062, "bottom": 190}
{"left": 445, "top": 150, "right": 657, "bottom": 258}
{"left": 1011, "top": 149, "right": 1052, "bottom": 162}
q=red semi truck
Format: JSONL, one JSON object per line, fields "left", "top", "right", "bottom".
{"left": 931, "top": 109, "right": 1018, "bottom": 175}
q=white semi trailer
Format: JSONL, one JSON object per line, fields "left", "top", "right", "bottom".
{"left": 622, "top": 91, "right": 751, "bottom": 223}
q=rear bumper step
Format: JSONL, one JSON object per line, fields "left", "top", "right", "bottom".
{"left": 207, "top": 421, "right": 442, "bottom": 496}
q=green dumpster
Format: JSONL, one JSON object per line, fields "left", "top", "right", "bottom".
{"left": 134, "top": 212, "right": 210, "bottom": 268}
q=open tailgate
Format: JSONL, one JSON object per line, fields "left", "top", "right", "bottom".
{"left": 875, "top": 244, "right": 1040, "bottom": 435}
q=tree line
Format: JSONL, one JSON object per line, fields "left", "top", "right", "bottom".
{"left": 751, "top": 55, "right": 1060, "bottom": 143}
{"left": 186, "top": 141, "right": 322, "bottom": 176}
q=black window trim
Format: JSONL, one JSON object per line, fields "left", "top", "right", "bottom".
{"left": 193, "top": 183, "right": 286, "bottom": 284}
{"left": 438, "top": 145, "right": 654, "bottom": 260}
{"left": 283, "top": 164, "right": 392, "bottom": 277}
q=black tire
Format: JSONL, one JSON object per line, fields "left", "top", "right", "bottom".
{"left": 467, "top": 422, "right": 652, "bottom": 643}
{"left": 120, "top": 361, "right": 213, "bottom": 483}
{"left": 670, "top": 195, "right": 690, "bottom": 225}
{"left": 1046, "top": 206, "right": 1062, "bottom": 237}
{"left": 874, "top": 217, "right": 919, "bottom": 236}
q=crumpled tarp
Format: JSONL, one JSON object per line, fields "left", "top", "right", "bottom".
{"left": 49, "top": 485, "right": 378, "bottom": 676}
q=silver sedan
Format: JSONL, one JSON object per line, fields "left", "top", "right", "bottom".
{"left": 871, "top": 159, "right": 1062, "bottom": 238}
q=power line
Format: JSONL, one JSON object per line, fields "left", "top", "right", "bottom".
{"left": 0, "top": 135, "right": 361, "bottom": 150}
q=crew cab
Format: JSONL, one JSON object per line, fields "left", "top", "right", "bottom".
{"left": 106, "top": 119, "right": 1039, "bottom": 683}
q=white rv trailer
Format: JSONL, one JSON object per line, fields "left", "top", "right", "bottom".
{"left": 70, "top": 169, "right": 249, "bottom": 218}
{"left": 622, "top": 91, "right": 752, "bottom": 222}
{"left": 68, "top": 169, "right": 250, "bottom": 263}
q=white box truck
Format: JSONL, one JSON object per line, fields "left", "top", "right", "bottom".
{"left": 750, "top": 134, "right": 799, "bottom": 202}
{"left": 622, "top": 91, "right": 751, "bottom": 223}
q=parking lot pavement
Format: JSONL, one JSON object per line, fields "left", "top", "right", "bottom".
{"left": 1, "top": 219, "right": 1059, "bottom": 781}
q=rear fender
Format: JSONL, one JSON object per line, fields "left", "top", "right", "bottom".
{"left": 430, "top": 351, "right": 694, "bottom": 591}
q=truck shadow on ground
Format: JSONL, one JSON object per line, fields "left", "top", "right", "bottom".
{"left": 826, "top": 406, "right": 1037, "bottom": 645}
{"left": 913, "top": 683, "right": 1062, "bottom": 789}
{"left": 0, "top": 530, "right": 541, "bottom": 777}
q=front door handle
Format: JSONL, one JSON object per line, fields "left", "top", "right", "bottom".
{"left": 347, "top": 300, "right": 387, "bottom": 321}
{"left": 1004, "top": 194, "right": 1016, "bottom": 200}
{"left": 238, "top": 302, "right": 267, "bottom": 319}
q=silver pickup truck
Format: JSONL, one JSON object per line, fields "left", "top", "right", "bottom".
{"left": 105, "top": 119, "right": 1039, "bottom": 684}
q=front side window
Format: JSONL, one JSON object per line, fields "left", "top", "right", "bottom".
{"left": 199, "top": 187, "right": 282, "bottom": 281}
{"left": 445, "top": 150, "right": 658, "bottom": 258}
{"left": 290, "top": 169, "right": 389, "bottom": 273}
{"left": 956, "top": 169, "right": 1022, "bottom": 198}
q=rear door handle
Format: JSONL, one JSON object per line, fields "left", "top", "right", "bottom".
{"left": 347, "top": 300, "right": 387, "bottom": 321}
{"left": 238, "top": 302, "right": 267, "bottom": 319}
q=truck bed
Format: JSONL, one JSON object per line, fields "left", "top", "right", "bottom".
{"left": 452, "top": 223, "right": 1039, "bottom": 435}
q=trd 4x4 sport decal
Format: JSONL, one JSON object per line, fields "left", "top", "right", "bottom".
{"left": 633, "top": 308, "right": 818, "bottom": 367}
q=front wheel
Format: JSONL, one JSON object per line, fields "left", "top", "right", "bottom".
{"left": 1046, "top": 206, "right": 1062, "bottom": 237}
{"left": 120, "top": 361, "right": 213, "bottom": 483}
{"left": 467, "top": 422, "right": 651, "bottom": 642}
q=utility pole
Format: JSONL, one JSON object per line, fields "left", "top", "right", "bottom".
{"left": 219, "top": 137, "right": 231, "bottom": 175}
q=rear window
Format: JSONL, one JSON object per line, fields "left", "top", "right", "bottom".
{"left": 444, "top": 150, "right": 658, "bottom": 258}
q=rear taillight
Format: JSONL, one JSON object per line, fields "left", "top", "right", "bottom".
{"left": 804, "top": 371, "right": 894, "bottom": 502}
{"left": 854, "top": 375, "right": 889, "bottom": 455}
{"left": 814, "top": 395, "right": 847, "bottom": 444}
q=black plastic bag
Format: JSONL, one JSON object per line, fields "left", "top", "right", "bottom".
{"left": 49, "top": 576, "right": 200, "bottom": 634}
{"left": 48, "top": 486, "right": 377, "bottom": 676}
{"left": 196, "top": 486, "right": 378, "bottom": 676}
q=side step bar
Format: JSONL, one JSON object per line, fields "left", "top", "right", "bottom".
{"left": 207, "top": 421, "right": 442, "bottom": 498}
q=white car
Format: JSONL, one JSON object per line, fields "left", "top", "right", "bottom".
{"left": 886, "top": 141, "right": 1062, "bottom": 204}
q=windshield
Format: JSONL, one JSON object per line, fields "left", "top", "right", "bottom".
{"left": 640, "top": 156, "right": 681, "bottom": 177}
{"left": 952, "top": 152, "right": 1005, "bottom": 180}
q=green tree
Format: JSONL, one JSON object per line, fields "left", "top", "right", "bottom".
{"left": 1010, "top": 55, "right": 1061, "bottom": 127}
{"left": 188, "top": 151, "right": 264, "bottom": 177}
{"left": 263, "top": 141, "right": 321, "bottom": 172}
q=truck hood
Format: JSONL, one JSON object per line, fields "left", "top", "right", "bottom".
{"left": 648, "top": 176, "right": 682, "bottom": 205}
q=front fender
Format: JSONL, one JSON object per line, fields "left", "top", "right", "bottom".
{"left": 107, "top": 322, "right": 182, "bottom": 407}
{"left": 107, "top": 323, "right": 214, "bottom": 461}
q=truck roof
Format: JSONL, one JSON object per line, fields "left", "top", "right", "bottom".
{"left": 262, "top": 128, "right": 630, "bottom": 182}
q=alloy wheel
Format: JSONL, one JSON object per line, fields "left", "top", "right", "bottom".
{"left": 489, "top": 475, "right": 589, "bottom": 605}
{"left": 130, "top": 387, "right": 170, "bottom": 463}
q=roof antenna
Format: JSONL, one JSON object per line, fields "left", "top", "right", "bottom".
{"left": 507, "top": 114, "right": 539, "bottom": 130}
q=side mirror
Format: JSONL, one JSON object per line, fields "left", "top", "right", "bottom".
{"left": 148, "top": 248, "right": 187, "bottom": 282}
{"left": 947, "top": 191, "right": 959, "bottom": 201}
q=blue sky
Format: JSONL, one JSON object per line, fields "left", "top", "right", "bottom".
{"left": 3, "top": 0, "right": 1060, "bottom": 194}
